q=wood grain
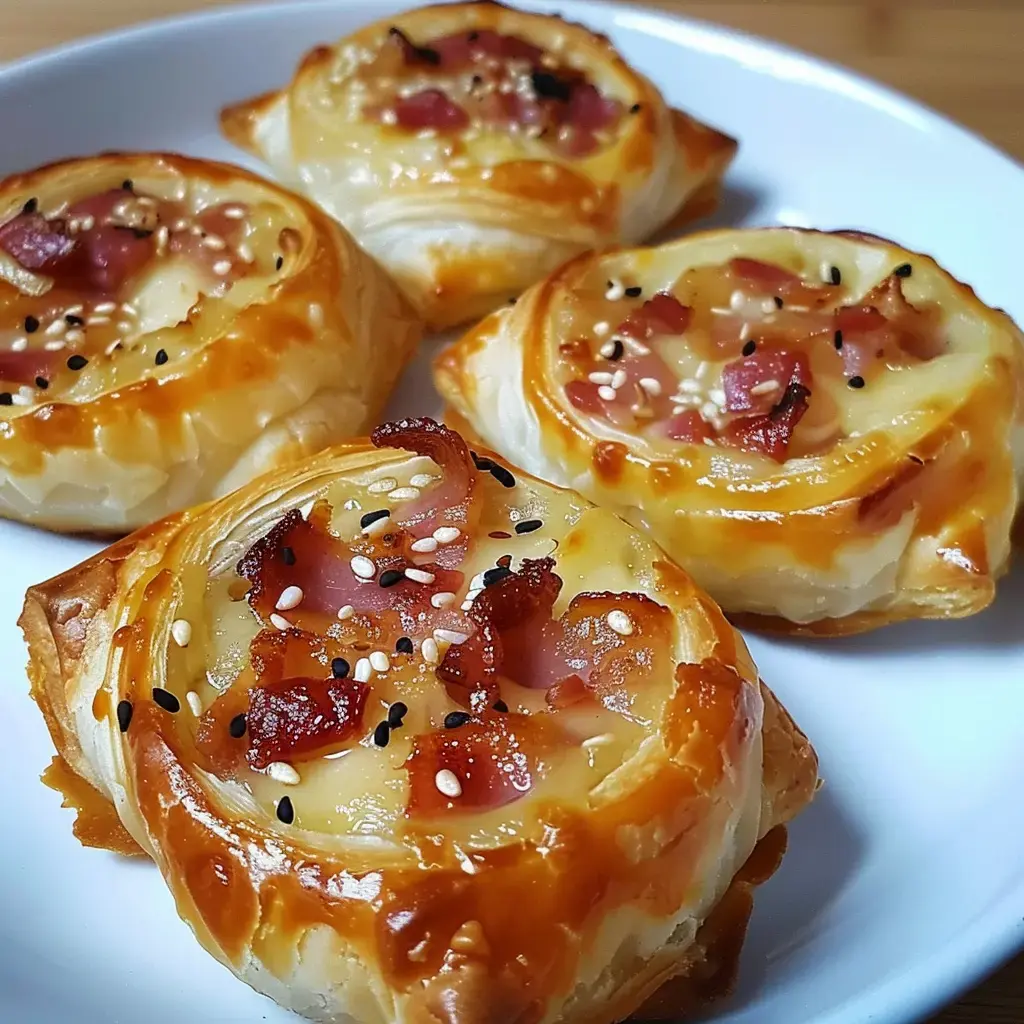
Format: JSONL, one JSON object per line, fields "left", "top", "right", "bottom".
{"left": 0, "top": 1, "right": 1021, "bottom": 1022}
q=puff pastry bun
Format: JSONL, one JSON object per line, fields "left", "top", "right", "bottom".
{"left": 435, "top": 229, "right": 1024, "bottom": 635}
{"left": 0, "top": 152, "right": 420, "bottom": 535}
{"left": 21, "top": 418, "right": 817, "bottom": 1024}
{"left": 220, "top": 1, "right": 737, "bottom": 329}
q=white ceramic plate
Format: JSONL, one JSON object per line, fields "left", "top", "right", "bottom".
{"left": 1, "top": 2, "right": 1022, "bottom": 1023}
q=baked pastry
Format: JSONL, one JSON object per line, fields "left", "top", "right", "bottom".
{"left": 435, "top": 228, "right": 1024, "bottom": 635}
{"left": 220, "top": 1, "right": 737, "bottom": 330}
{"left": 0, "top": 152, "right": 420, "bottom": 535}
{"left": 21, "top": 417, "right": 817, "bottom": 1023}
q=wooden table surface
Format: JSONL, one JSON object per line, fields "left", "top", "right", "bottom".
{"left": 2, "top": 1, "right": 1022, "bottom": 1022}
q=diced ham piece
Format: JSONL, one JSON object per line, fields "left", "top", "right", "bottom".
{"left": 246, "top": 674, "right": 369, "bottom": 769}
{"left": 567, "top": 83, "right": 621, "bottom": 132}
{"left": 721, "top": 348, "right": 810, "bottom": 414}
{"left": 393, "top": 89, "right": 469, "bottom": 131}
{"left": 617, "top": 292, "right": 693, "bottom": 341}
{"left": 0, "top": 213, "right": 75, "bottom": 269}
{"left": 663, "top": 410, "right": 714, "bottom": 444}
{"left": 720, "top": 382, "right": 811, "bottom": 462}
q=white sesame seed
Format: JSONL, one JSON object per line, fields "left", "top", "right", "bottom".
{"left": 9, "top": 337, "right": 27, "bottom": 352}
{"left": 362, "top": 515, "right": 391, "bottom": 538}
{"left": 269, "top": 612, "right": 291, "bottom": 631}
{"left": 597, "top": 385, "right": 617, "bottom": 401}
{"left": 405, "top": 567, "right": 436, "bottom": 585}
{"left": 10, "top": 391, "right": 31, "bottom": 406}
{"left": 607, "top": 609, "right": 634, "bottom": 636}
{"left": 308, "top": 302, "right": 324, "bottom": 328}
{"left": 222, "top": 204, "right": 247, "bottom": 219}
{"left": 343, "top": 498, "right": 361, "bottom": 511}
{"left": 185, "top": 690, "right": 203, "bottom": 716}
{"left": 351, "top": 555, "right": 376, "bottom": 580}
{"left": 236, "top": 242, "right": 254, "bottom": 263}
{"left": 212, "top": 260, "right": 233, "bottom": 275}
{"left": 434, "top": 628, "right": 470, "bottom": 646}
{"left": 748, "top": 379, "right": 781, "bottom": 397}
{"left": 367, "top": 651, "right": 389, "bottom": 673}
{"left": 44, "top": 340, "right": 66, "bottom": 351}
{"left": 267, "top": 761, "right": 301, "bottom": 785}
{"left": 354, "top": 657, "right": 372, "bottom": 682}
{"left": 411, "top": 537, "right": 439, "bottom": 554}
{"left": 638, "top": 377, "right": 662, "bottom": 397}
{"left": 433, "top": 526, "right": 461, "bottom": 544}
{"left": 86, "top": 316, "right": 111, "bottom": 327}
{"left": 582, "top": 733, "right": 615, "bottom": 749}
{"left": 469, "top": 571, "right": 487, "bottom": 591}
{"left": 592, "top": 321, "right": 610, "bottom": 337}
{"left": 410, "top": 473, "right": 436, "bottom": 488}
{"left": 430, "top": 591, "right": 456, "bottom": 609}
{"left": 171, "top": 619, "right": 192, "bottom": 647}
{"left": 422, "top": 637, "right": 440, "bottom": 665}
{"left": 588, "top": 371, "right": 613, "bottom": 385}
{"left": 610, "top": 369, "right": 628, "bottom": 389}
{"left": 120, "top": 302, "right": 138, "bottom": 316}
{"left": 368, "top": 477, "right": 398, "bottom": 494}
{"left": 388, "top": 486, "right": 421, "bottom": 501}
{"left": 202, "top": 234, "right": 227, "bottom": 250}
{"left": 337, "top": 604, "right": 355, "bottom": 621}
{"left": 599, "top": 339, "right": 620, "bottom": 358}
{"left": 64, "top": 329, "right": 85, "bottom": 346}
{"left": 729, "top": 289, "right": 746, "bottom": 311}
{"left": 605, "top": 278, "right": 625, "bottom": 301}
{"left": 44, "top": 319, "right": 66, "bottom": 337}
{"left": 93, "top": 301, "right": 117, "bottom": 315}
{"left": 104, "top": 339, "right": 122, "bottom": 355}
{"left": 461, "top": 601, "right": 475, "bottom": 612}
{"left": 116, "top": 321, "right": 133, "bottom": 334}
{"left": 434, "top": 769, "right": 463, "bottom": 798}
{"left": 380, "top": 108, "right": 398, "bottom": 125}
{"left": 275, "top": 585, "right": 304, "bottom": 611}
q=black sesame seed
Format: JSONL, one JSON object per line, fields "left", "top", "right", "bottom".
{"left": 379, "top": 568, "right": 405, "bottom": 588}
{"left": 624, "top": 286, "right": 642, "bottom": 298}
{"left": 22, "top": 197, "right": 37, "bottom": 214}
{"left": 894, "top": 263, "right": 913, "bottom": 278}
{"left": 152, "top": 687, "right": 180, "bottom": 713}
{"left": 444, "top": 711, "right": 472, "bottom": 729}
{"left": 280, "top": 545, "right": 296, "bottom": 566}
{"left": 35, "top": 376, "right": 48, "bottom": 390}
{"left": 395, "top": 636, "right": 414, "bottom": 655}
{"left": 493, "top": 700, "right": 509, "bottom": 713}
{"left": 275, "top": 255, "right": 284, "bottom": 270}
{"left": 834, "top": 330, "right": 844, "bottom": 350}
{"left": 908, "top": 454, "right": 924, "bottom": 465}
{"left": 276, "top": 796, "right": 295, "bottom": 824}
{"left": 515, "top": 519, "right": 543, "bottom": 535}
{"left": 373, "top": 720, "right": 391, "bottom": 747}
{"left": 606, "top": 338, "right": 624, "bottom": 362}
{"left": 829, "top": 266, "right": 842, "bottom": 286}
{"left": 116, "top": 699, "right": 133, "bottom": 733}
{"left": 848, "top": 375, "right": 866, "bottom": 389}
{"left": 66, "top": 354, "right": 88, "bottom": 371}
{"left": 773, "top": 295, "right": 784, "bottom": 309}
{"left": 0, "top": 393, "right": 12, "bottom": 406}
{"left": 122, "top": 179, "right": 134, "bottom": 192}
{"left": 471, "top": 452, "right": 495, "bottom": 471}
{"left": 360, "top": 508, "right": 390, "bottom": 530}
{"left": 154, "top": 349, "right": 168, "bottom": 366}
{"left": 531, "top": 70, "right": 572, "bottom": 102}
{"left": 229, "top": 713, "right": 247, "bottom": 738}
{"left": 508, "top": 296, "right": 517, "bottom": 305}
{"left": 388, "top": 701, "right": 408, "bottom": 727}
{"left": 24, "top": 315, "right": 39, "bottom": 333}
{"left": 630, "top": 103, "right": 641, "bottom": 114}
{"left": 65, "top": 314, "right": 84, "bottom": 326}
{"left": 331, "top": 657, "right": 350, "bottom": 679}
{"left": 483, "top": 565, "right": 514, "bottom": 587}
{"left": 741, "top": 340, "right": 756, "bottom": 357}
{"left": 489, "top": 464, "right": 516, "bottom": 488}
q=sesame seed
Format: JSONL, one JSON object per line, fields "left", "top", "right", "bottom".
{"left": 598, "top": 385, "right": 617, "bottom": 401}
{"left": 275, "top": 585, "right": 304, "bottom": 611}
{"left": 630, "top": 102, "right": 641, "bottom": 113}
{"left": 433, "top": 526, "right": 461, "bottom": 544}
{"left": 411, "top": 537, "right": 439, "bottom": 553}
{"left": 332, "top": 657, "right": 350, "bottom": 678}
{"left": 406, "top": 567, "right": 436, "bottom": 585}
{"left": 354, "top": 658, "right": 372, "bottom": 683}
{"left": 185, "top": 690, "right": 203, "bottom": 716}
{"left": 0, "top": 393, "right": 11, "bottom": 407}
{"left": 624, "top": 286, "right": 642, "bottom": 298}
{"left": 34, "top": 374, "right": 48, "bottom": 389}
{"left": 395, "top": 637, "right": 414, "bottom": 655}
{"left": 410, "top": 473, "right": 436, "bottom": 488}
{"left": 23, "top": 315, "right": 39, "bottom": 333}
{"left": 469, "top": 571, "right": 487, "bottom": 591}
{"left": 493, "top": 699, "right": 509, "bottom": 712}
{"left": 444, "top": 711, "right": 472, "bottom": 729}
{"left": 848, "top": 375, "right": 866, "bottom": 389}
{"left": 66, "top": 354, "right": 88, "bottom": 371}
{"left": 280, "top": 546, "right": 296, "bottom": 565}
{"left": 87, "top": 316, "right": 111, "bottom": 327}
{"left": 116, "top": 700, "right": 133, "bottom": 733}
{"left": 434, "top": 768, "right": 462, "bottom": 798}
{"left": 44, "top": 340, "right": 65, "bottom": 351}
{"left": 600, "top": 338, "right": 625, "bottom": 361}
{"left": 588, "top": 371, "right": 613, "bottom": 385}
{"left": 308, "top": 302, "right": 324, "bottom": 328}
{"left": 483, "top": 566, "right": 513, "bottom": 587}
{"left": 742, "top": 340, "right": 757, "bottom": 357}
{"left": 120, "top": 301, "right": 138, "bottom": 316}
{"left": 337, "top": 604, "right": 355, "bottom": 621}
{"left": 373, "top": 721, "right": 391, "bottom": 747}
{"left": 368, "top": 477, "right": 398, "bottom": 494}
{"left": 514, "top": 519, "right": 542, "bottom": 534}
{"left": 422, "top": 637, "right": 440, "bottom": 665}
{"left": 829, "top": 265, "right": 842, "bottom": 285}
{"left": 152, "top": 687, "right": 180, "bottom": 713}
{"left": 223, "top": 204, "right": 247, "bottom": 219}
{"left": 202, "top": 235, "right": 227, "bottom": 250}
{"left": 379, "top": 568, "right": 405, "bottom": 587}
{"left": 582, "top": 733, "right": 615, "bottom": 748}
{"left": 171, "top": 618, "right": 192, "bottom": 647}
{"left": 360, "top": 508, "right": 390, "bottom": 531}
{"left": 434, "top": 628, "right": 470, "bottom": 646}
{"left": 269, "top": 612, "right": 291, "bottom": 631}
{"left": 607, "top": 609, "right": 634, "bottom": 635}
{"left": 431, "top": 591, "right": 456, "bottom": 608}
{"left": 229, "top": 714, "right": 247, "bottom": 738}
{"left": 593, "top": 321, "right": 610, "bottom": 337}
{"left": 65, "top": 313, "right": 84, "bottom": 326}
{"left": 638, "top": 377, "right": 662, "bottom": 397}
{"left": 388, "top": 700, "right": 409, "bottom": 726}
{"left": 275, "top": 255, "right": 284, "bottom": 270}
{"left": 748, "top": 379, "right": 781, "bottom": 397}
{"left": 154, "top": 349, "right": 168, "bottom": 366}
{"left": 10, "top": 337, "right": 27, "bottom": 352}
{"left": 351, "top": 555, "right": 376, "bottom": 579}
{"left": 276, "top": 796, "right": 295, "bottom": 824}
{"left": 267, "top": 761, "right": 301, "bottom": 785}
{"left": 211, "top": 259, "right": 231, "bottom": 275}
{"left": 894, "top": 263, "right": 913, "bottom": 278}
{"left": 388, "top": 486, "right": 421, "bottom": 501}
{"left": 834, "top": 330, "right": 843, "bottom": 350}
{"left": 44, "top": 318, "right": 65, "bottom": 337}
{"left": 370, "top": 650, "right": 391, "bottom": 672}
{"left": 605, "top": 278, "right": 625, "bottom": 301}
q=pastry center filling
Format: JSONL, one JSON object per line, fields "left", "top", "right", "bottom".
{"left": 560, "top": 257, "right": 946, "bottom": 460}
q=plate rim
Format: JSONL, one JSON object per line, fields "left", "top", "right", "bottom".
{"left": 0, "top": 1, "right": 1022, "bottom": 1023}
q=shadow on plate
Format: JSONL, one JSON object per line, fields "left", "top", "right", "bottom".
{"left": 649, "top": 180, "right": 768, "bottom": 247}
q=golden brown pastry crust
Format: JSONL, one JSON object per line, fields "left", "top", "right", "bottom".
{"left": 220, "top": 1, "right": 736, "bottom": 329}
{"left": 434, "top": 227, "right": 1024, "bottom": 635}
{"left": 21, "top": 428, "right": 816, "bottom": 1024}
{"left": 0, "top": 152, "right": 421, "bottom": 534}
